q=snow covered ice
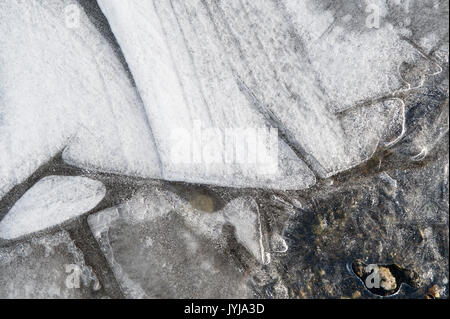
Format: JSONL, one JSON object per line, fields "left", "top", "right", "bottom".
{"left": 0, "top": 0, "right": 162, "bottom": 200}
{"left": 98, "top": 0, "right": 424, "bottom": 178}
{"left": 1, "top": 0, "right": 438, "bottom": 189}
{"left": 0, "top": 176, "right": 105, "bottom": 240}
{"left": 0, "top": 0, "right": 448, "bottom": 300}
{"left": 97, "top": 0, "right": 316, "bottom": 190}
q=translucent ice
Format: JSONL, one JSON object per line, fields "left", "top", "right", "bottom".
{"left": 87, "top": 186, "right": 269, "bottom": 297}
{"left": 0, "top": 231, "right": 101, "bottom": 298}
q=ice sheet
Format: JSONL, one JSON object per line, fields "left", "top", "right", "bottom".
{"left": 0, "top": 231, "right": 102, "bottom": 298}
{"left": 97, "top": 0, "right": 317, "bottom": 189}
{"left": 87, "top": 187, "right": 265, "bottom": 297}
{"left": 97, "top": 0, "right": 417, "bottom": 180}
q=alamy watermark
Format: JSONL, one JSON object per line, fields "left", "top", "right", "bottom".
{"left": 169, "top": 120, "right": 279, "bottom": 175}
{"left": 364, "top": 264, "right": 381, "bottom": 289}
{"left": 65, "top": 264, "right": 81, "bottom": 289}
{"left": 64, "top": 264, "right": 101, "bottom": 290}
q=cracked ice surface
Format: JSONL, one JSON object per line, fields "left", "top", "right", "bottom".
{"left": 97, "top": 0, "right": 316, "bottom": 190}
{"left": 0, "top": 176, "right": 105, "bottom": 240}
{"left": 0, "top": 0, "right": 448, "bottom": 300}
{"left": 1, "top": 0, "right": 435, "bottom": 193}
{"left": 0, "top": 0, "right": 162, "bottom": 199}
{"left": 88, "top": 187, "right": 266, "bottom": 298}
{"left": 98, "top": 0, "right": 418, "bottom": 179}
{"left": 0, "top": 231, "right": 101, "bottom": 298}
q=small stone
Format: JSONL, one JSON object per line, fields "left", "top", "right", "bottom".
{"left": 379, "top": 266, "right": 397, "bottom": 291}
{"left": 299, "top": 290, "right": 307, "bottom": 298}
{"left": 352, "top": 290, "right": 361, "bottom": 299}
{"left": 352, "top": 259, "right": 365, "bottom": 278}
{"left": 428, "top": 284, "right": 440, "bottom": 298}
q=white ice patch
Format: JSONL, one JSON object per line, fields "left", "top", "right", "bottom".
{"left": 97, "top": 0, "right": 316, "bottom": 190}
{"left": 1, "top": 0, "right": 428, "bottom": 194}
{"left": 97, "top": 0, "right": 417, "bottom": 182}
{"left": 284, "top": 0, "right": 416, "bottom": 111}
{"left": 206, "top": 0, "right": 417, "bottom": 177}
{"left": 0, "top": 0, "right": 162, "bottom": 199}
{"left": 0, "top": 176, "right": 106, "bottom": 240}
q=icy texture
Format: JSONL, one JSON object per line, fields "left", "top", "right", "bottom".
{"left": 0, "top": 176, "right": 105, "bottom": 240}
{"left": 0, "top": 231, "right": 102, "bottom": 298}
{"left": 395, "top": 66, "right": 449, "bottom": 161}
{"left": 0, "top": 0, "right": 447, "bottom": 300}
{"left": 96, "top": 0, "right": 316, "bottom": 190}
{"left": 198, "top": 0, "right": 420, "bottom": 177}
{"left": 282, "top": 0, "right": 416, "bottom": 110}
{"left": 97, "top": 0, "right": 420, "bottom": 180}
{"left": 0, "top": 0, "right": 162, "bottom": 199}
{"left": 277, "top": 140, "right": 449, "bottom": 298}
{"left": 87, "top": 187, "right": 267, "bottom": 298}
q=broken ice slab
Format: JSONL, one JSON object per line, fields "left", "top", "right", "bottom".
{"left": 87, "top": 186, "right": 270, "bottom": 298}
{"left": 280, "top": 0, "right": 421, "bottom": 110}
{"left": 0, "top": 0, "right": 162, "bottom": 199}
{"left": 98, "top": 0, "right": 421, "bottom": 180}
{"left": 0, "top": 231, "right": 102, "bottom": 298}
{"left": 394, "top": 73, "right": 449, "bottom": 161}
{"left": 203, "top": 0, "right": 425, "bottom": 177}
{"left": 0, "top": 176, "right": 105, "bottom": 240}
{"left": 97, "top": 0, "right": 317, "bottom": 190}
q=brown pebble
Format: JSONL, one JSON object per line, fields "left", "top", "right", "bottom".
{"left": 428, "top": 284, "right": 440, "bottom": 298}
{"left": 379, "top": 266, "right": 397, "bottom": 291}
{"left": 352, "top": 290, "right": 361, "bottom": 299}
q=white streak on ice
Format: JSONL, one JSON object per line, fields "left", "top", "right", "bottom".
{"left": 0, "top": 176, "right": 106, "bottom": 240}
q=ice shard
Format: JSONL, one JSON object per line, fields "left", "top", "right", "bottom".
{"left": 0, "top": 176, "right": 105, "bottom": 240}
{"left": 87, "top": 186, "right": 270, "bottom": 298}
{"left": 97, "top": 0, "right": 317, "bottom": 190}
{"left": 0, "top": 231, "right": 103, "bottom": 298}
